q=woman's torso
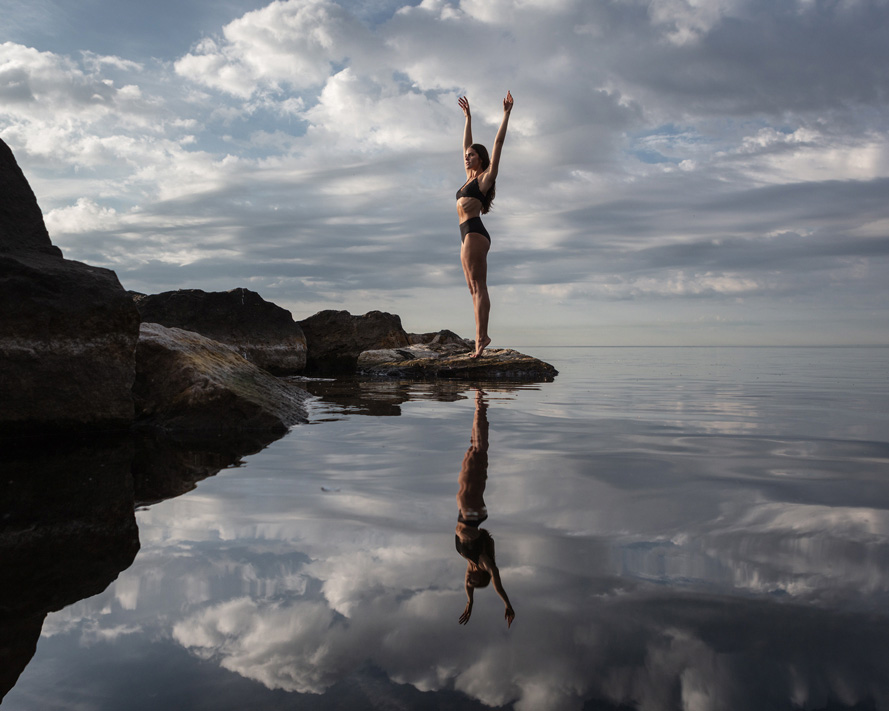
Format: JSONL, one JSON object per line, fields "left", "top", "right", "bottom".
{"left": 456, "top": 175, "right": 487, "bottom": 222}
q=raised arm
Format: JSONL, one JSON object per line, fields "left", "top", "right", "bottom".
{"left": 458, "top": 96, "right": 473, "bottom": 155}
{"left": 487, "top": 91, "right": 513, "bottom": 181}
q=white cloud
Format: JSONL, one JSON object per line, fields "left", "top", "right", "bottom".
{"left": 44, "top": 197, "right": 120, "bottom": 234}
{"left": 174, "top": 0, "right": 374, "bottom": 97}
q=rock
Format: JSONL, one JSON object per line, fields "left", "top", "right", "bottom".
{"left": 357, "top": 344, "right": 558, "bottom": 381}
{"left": 298, "top": 309, "right": 410, "bottom": 373}
{"left": 0, "top": 139, "right": 141, "bottom": 434}
{"left": 133, "top": 323, "right": 310, "bottom": 432}
{"left": 407, "top": 329, "right": 471, "bottom": 347}
{"left": 134, "top": 288, "right": 307, "bottom": 374}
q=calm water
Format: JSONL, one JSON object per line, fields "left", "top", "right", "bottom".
{"left": 5, "top": 347, "right": 889, "bottom": 711}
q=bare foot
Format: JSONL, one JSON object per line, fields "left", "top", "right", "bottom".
{"left": 470, "top": 336, "right": 491, "bottom": 359}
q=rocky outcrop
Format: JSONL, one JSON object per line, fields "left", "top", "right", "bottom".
{"left": 0, "top": 139, "right": 141, "bottom": 434}
{"left": 298, "top": 309, "right": 410, "bottom": 373}
{"left": 134, "top": 288, "right": 306, "bottom": 374}
{"left": 134, "top": 323, "right": 310, "bottom": 432}
{"left": 357, "top": 343, "right": 558, "bottom": 381}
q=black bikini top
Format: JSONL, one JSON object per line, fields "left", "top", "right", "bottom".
{"left": 456, "top": 177, "right": 486, "bottom": 203}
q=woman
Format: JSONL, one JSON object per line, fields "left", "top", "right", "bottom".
{"left": 456, "top": 91, "right": 513, "bottom": 359}
{"left": 455, "top": 390, "right": 515, "bottom": 628}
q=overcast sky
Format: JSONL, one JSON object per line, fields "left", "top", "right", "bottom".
{"left": 2, "top": 0, "right": 888, "bottom": 345}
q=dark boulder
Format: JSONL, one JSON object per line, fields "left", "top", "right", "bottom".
{"left": 0, "top": 138, "right": 140, "bottom": 434}
{"left": 133, "top": 323, "right": 310, "bottom": 433}
{"left": 134, "top": 288, "right": 307, "bottom": 374}
{"left": 298, "top": 309, "right": 410, "bottom": 373}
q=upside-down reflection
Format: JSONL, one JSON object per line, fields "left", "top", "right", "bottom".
{"left": 454, "top": 389, "right": 515, "bottom": 628}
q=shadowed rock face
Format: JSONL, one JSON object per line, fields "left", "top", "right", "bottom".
{"left": 134, "top": 323, "right": 310, "bottom": 433}
{"left": 134, "top": 288, "right": 307, "bottom": 374}
{"left": 0, "top": 138, "right": 141, "bottom": 434}
{"left": 298, "top": 309, "right": 411, "bottom": 373}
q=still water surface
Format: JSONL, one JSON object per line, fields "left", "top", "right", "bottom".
{"left": 5, "top": 347, "right": 889, "bottom": 711}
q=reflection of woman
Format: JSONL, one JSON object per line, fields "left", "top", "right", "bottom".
{"left": 456, "top": 91, "right": 513, "bottom": 359}
{"left": 455, "top": 390, "right": 515, "bottom": 627}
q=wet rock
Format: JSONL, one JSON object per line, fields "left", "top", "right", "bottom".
{"left": 0, "top": 138, "right": 141, "bottom": 434}
{"left": 134, "top": 288, "right": 307, "bottom": 374}
{"left": 298, "top": 309, "right": 410, "bottom": 373}
{"left": 357, "top": 343, "right": 558, "bottom": 381}
{"left": 134, "top": 323, "right": 310, "bottom": 433}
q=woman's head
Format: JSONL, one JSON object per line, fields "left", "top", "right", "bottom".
{"left": 468, "top": 143, "right": 490, "bottom": 171}
{"left": 464, "top": 143, "right": 496, "bottom": 214}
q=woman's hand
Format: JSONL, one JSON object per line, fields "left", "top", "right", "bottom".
{"left": 505, "top": 606, "right": 515, "bottom": 628}
{"left": 459, "top": 601, "right": 473, "bottom": 625}
{"left": 503, "top": 90, "right": 514, "bottom": 114}
{"left": 458, "top": 96, "right": 471, "bottom": 118}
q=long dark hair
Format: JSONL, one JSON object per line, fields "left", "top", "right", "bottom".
{"left": 471, "top": 143, "right": 496, "bottom": 214}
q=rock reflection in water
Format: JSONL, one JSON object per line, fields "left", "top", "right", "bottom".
{"left": 0, "top": 427, "right": 288, "bottom": 702}
{"left": 0, "top": 435, "right": 139, "bottom": 701}
{"left": 455, "top": 390, "right": 515, "bottom": 627}
{"left": 295, "top": 375, "right": 542, "bottom": 418}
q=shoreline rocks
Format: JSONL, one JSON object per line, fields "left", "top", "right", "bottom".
{"left": 3, "top": 134, "right": 558, "bottom": 439}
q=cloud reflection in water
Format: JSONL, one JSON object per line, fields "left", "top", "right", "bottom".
{"left": 8, "top": 348, "right": 889, "bottom": 711}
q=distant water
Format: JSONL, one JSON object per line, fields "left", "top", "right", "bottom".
{"left": 5, "top": 347, "right": 889, "bottom": 711}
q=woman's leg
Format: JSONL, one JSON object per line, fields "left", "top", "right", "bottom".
{"left": 460, "top": 233, "right": 491, "bottom": 358}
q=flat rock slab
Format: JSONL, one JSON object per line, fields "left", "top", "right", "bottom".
{"left": 357, "top": 345, "right": 558, "bottom": 381}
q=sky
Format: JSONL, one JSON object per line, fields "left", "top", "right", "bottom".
{"left": 2, "top": 0, "right": 888, "bottom": 346}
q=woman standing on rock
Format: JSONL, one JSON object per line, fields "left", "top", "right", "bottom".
{"left": 456, "top": 91, "right": 513, "bottom": 359}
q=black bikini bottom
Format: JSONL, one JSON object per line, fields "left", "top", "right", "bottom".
{"left": 459, "top": 216, "right": 491, "bottom": 244}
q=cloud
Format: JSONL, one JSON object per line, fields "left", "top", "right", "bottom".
{"left": 174, "top": 0, "right": 375, "bottom": 97}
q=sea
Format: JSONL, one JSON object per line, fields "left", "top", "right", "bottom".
{"left": 4, "top": 346, "right": 889, "bottom": 711}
